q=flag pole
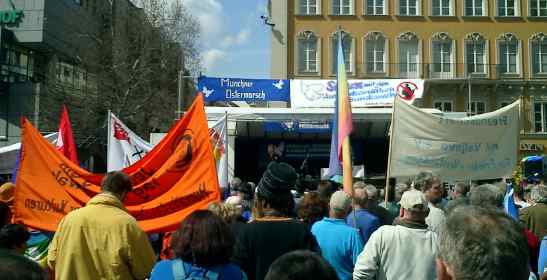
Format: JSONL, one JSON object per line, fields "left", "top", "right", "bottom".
{"left": 384, "top": 97, "right": 397, "bottom": 206}
{"left": 106, "top": 109, "right": 111, "bottom": 172}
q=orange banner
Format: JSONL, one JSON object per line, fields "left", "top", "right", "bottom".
{"left": 13, "top": 94, "right": 220, "bottom": 233}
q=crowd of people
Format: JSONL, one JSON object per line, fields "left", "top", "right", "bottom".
{"left": 0, "top": 162, "right": 547, "bottom": 279}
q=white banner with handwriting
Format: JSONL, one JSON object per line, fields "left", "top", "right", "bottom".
{"left": 290, "top": 79, "right": 424, "bottom": 108}
{"left": 389, "top": 97, "right": 520, "bottom": 181}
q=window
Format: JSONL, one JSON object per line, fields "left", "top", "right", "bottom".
{"left": 398, "top": 32, "right": 420, "bottom": 78}
{"left": 297, "top": 31, "right": 320, "bottom": 74}
{"left": 465, "top": 0, "right": 485, "bottom": 16}
{"left": 299, "top": 0, "right": 320, "bottom": 15}
{"left": 431, "top": 32, "right": 454, "bottom": 78}
{"left": 434, "top": 101, "right": 453, "bottom": 112}
{"left": 531, "top": 33, "right": 547, "bottom": 75}
{"left": 364, "top": 32, "right": 386, "bottom": 73}
{"left": 530, "top": 0, "right": 547, "bottom": 16}
{"left": 331, "top": 32, "right": 353, "bottom": 74}
{"left": 497, "top": 33, "right": 520, "bottom": 75}
{"left": 399, "top": 0, "right": 420, "bottom": 15}
{"left": 465, "top": 33, "right": 487, "bottom": 75}
{"left": 432, "top": 0, "right": 452, "bottom": 15}
{"left": 365, "top": 0, "right": 386, "bottom": 15}
{"left": 469, "top": 101, "right": 486, "bottom": 115}
{"left": 498, "top": 0, "right": 519, "bottom": 16}
{"left": 534, "top": 102, "right": 547, "bottom": 132}
{"left": 332, "top": 0, "right": 353, "bottom": 15}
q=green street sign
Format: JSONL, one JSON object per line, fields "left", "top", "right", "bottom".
{"left": 1, "top": 0, "right": 23, "bottom": 25}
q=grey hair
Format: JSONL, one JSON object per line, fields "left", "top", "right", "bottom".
{"left": 353, "top": 181, "right": 366, "bottom": 190}
{"left": 364, "top": 184, "right": 378, "bottom": 198}
{"left": 438, "top": 205, "right": 529, "bottom": 280}
{"left": 453, "top": 182, "right": 470, "bottom": 196}
{"left": 530, "top": 184, "right": 547, "bottom": 203}
{"left": 412, "top": 171, "right": 439, "bottom": 192}
{"left": 230, "top": 177, "right": 242, "bottom": 188}
{"left": 469, "top": 184, "right": 504, "bottom": 209}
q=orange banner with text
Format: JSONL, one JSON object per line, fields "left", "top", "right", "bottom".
{"left": 14, "top": 94, "right": 220, "bottom": 233}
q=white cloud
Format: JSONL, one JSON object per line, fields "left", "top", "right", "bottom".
{"left": 202, "top": 49, "right": 227, "bottom": 71}
{"left": 182, "top": 0, "right": 223, "bottom": 40}
{"left": 235, "top": 29, "right": 250, "bottom": 45}
{"left": 221, "top": 29, "right": 251, "bottom": 48}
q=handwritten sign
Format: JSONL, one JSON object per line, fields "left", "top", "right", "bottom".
{"left": 389, "top": 97, "right": 520, "bottom": 181}
{"left": 290, "top": 79, "right": 424, "bottom": 108}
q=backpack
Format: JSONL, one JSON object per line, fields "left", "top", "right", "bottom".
{"left": 171, "top": 259, "right": 220, "bottom": 280}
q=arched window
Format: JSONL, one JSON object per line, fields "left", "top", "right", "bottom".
{"left": 497, "top": 33, "right": 520, "bottom": 75}
{"left": 530, "top": 32, "right": 547, "bottom": 76}
{"left": 364, "top": 32, "right": 387, "bottom": 73}
{"left": 464, "top": 32, "right": 487, "bottom": 75}
{"left": 430, "top": 32, "right": 454, "bottom": 78}
{"left": 397, "top": 31, "right": 419, "bottom": 78}
{"left": 331, "top": 31, "right": 354, "bottom": 74}
{"left": 297, "top": 31, "right": 320, "bottom": 74}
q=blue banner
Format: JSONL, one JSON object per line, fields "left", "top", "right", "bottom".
{"left": 264, "top": 121, "right": 331, "bottom": 133}
{"left": 198, "top": 77, "right": 290, "bottom": 102}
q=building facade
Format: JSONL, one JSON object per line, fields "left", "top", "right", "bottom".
{"left": 270, "top": 0, "right": 547, "bottom": 159}
{"left": 0, "top": 0, "right": 108, "bottom": 147}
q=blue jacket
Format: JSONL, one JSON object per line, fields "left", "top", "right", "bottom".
{"left": 150, "top": 259, "right": 246, "bottom": 280}
{"left": 346, "top": 209, "right": 381, "bottom": 244}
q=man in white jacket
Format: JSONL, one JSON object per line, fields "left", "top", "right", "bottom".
{"left": 353, "top": 190, "right": 439, "bottom": 280}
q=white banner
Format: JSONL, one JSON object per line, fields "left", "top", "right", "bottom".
{"left": 290, "top": 79, "right": 424, "bottom": 108}
{"left": 389, "top": 97, "right": 520, "bottom": 181}
{"left": 107, "top": 112, "right": 153, "bottom": 172}
{"left": 210, "top": 114, "right": 228, "bottom": 189}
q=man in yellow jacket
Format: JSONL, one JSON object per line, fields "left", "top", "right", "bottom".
{"left": 47, "top": 171, "right": 156, "bottom": 280}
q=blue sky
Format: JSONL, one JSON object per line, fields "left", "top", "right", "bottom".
{"left": 182, "top": 0, "right": 271, "bottom": 79}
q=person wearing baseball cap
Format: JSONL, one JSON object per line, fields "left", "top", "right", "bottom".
{"left": 354, "top": 189, "right": 439, "bottom": 280}
{"left": 311, "top": 190, "right": 364, "bottom": 280}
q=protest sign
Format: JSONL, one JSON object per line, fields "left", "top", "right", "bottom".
{"left": 389, "top": 97, "right": 520, "bottom": 181}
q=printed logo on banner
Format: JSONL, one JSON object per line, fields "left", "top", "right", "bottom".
{"left": 290, "top": 79, "right": 425, "bottom": 108}
{"left": 396, "top": 81, "right": 418, "bottom": 101}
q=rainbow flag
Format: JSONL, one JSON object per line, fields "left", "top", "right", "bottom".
{"left": 336, "top": 34, "right": 353, "bottom": 161}
{"left": 335, "top": 32, "right": 353, "bottom": 194}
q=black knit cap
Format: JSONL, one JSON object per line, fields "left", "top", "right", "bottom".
{"left": 257, "top": 161, "right": 297, "bottom": 200}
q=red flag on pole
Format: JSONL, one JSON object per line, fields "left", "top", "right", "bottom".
{"left": 56, "top": 105, "right": 79, "bottom": 165}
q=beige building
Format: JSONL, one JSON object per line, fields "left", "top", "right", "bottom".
{"left": 269, "top": 0, "right": 547, "bottom": 158}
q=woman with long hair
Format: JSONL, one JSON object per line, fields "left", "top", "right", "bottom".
{"left": 150, "top": 210, "right": 246, "bottom": 280}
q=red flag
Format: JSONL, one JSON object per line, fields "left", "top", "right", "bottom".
{"left": 56, "top": 105, "right": 79, "bottom": 165}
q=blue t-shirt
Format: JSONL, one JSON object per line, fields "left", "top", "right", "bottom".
{"left": 346, "top": 209, "right": 381, "bottom": 245}
{"left": 539, "top": 236, "right": 547, "bottom": 276}
{"left": 150, "top": 259, "right": 246, "bottom": 280}
{"left": 311, "top": 218, "right": 364, "bottom": 280}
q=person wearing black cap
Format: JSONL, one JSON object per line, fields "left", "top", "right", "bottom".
{"left": 232, "top": 161, "right": 319, "bottom": 280}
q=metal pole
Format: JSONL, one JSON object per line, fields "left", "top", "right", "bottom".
{"left": 34, "top": 83, "right": 40, "bottom": 129}
{"left": 468, "top": 75, "right": 472, "bottom": 115}
{"left": 177, "top": 69, "right": 182, "bottom": 119}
